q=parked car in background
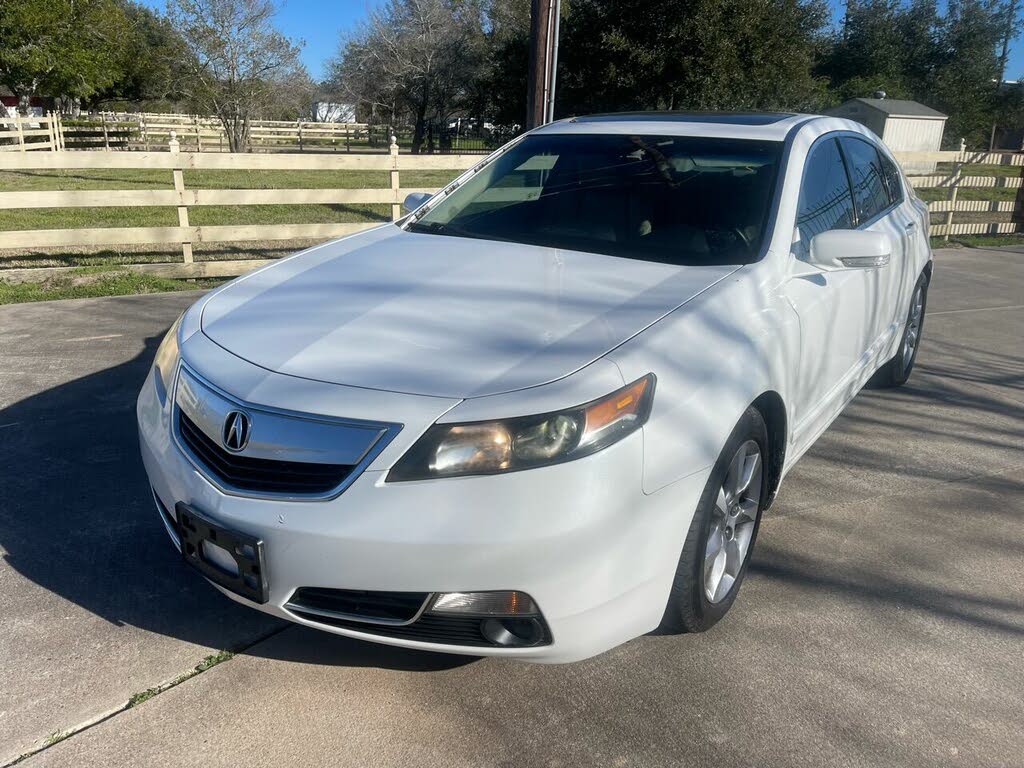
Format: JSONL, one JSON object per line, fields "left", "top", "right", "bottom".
{"left": 139, "top": 112, "right": 932, "bottom": 662}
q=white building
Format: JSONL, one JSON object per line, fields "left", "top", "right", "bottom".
{"left": 825, "top": 97, "right": 947, "bottom": 172}
{"left": 313, "top": 102, "right": 356, "bottom": 123}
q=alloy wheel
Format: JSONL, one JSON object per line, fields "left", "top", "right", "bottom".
{"left": 704, "top": 440, "right": 762, "bottom": 604}
{"left": 902, "top": 285, "right": 924, "bottom": 371}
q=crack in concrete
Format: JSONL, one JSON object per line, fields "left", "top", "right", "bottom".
{"left": 3, "top": 624, "right": 289, "bottom": 767}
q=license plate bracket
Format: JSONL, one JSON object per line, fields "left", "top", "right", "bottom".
{"left": 175, "top": 503, "right": 268, "bottom": 604}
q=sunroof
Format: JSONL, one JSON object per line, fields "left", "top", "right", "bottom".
{"left": 572, "top": 112, "right": 796, "bottom": 126}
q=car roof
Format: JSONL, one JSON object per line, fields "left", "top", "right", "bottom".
{"left": 573, "top": 111, "right": 798, "bottom": 126}
{"left": 534, "top": 111, "right": 821, "bottom": 142}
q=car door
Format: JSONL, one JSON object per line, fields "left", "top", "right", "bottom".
{"left": 785, "top": 135, "right": 878, "bottom": 448}
{"left": 838, "top": 136, "right": 908, "bottom": 354}
{"left": 878, "top": 148, "right": 922, "bottom": 340}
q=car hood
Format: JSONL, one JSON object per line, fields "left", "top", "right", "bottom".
{"left": 200, "top": 227, "right": 737, "bottom": 398}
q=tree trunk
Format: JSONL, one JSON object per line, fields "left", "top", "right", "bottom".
{"left": 411, "top": 83, "right": 430, "bottom": 155}
{"left": 223, "top": 111, "right": 250, "bottom": 153}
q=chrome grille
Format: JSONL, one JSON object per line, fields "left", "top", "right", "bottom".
{"left": 178, "top": 411, "right": 352, "bottom": 495}
{"left": 171, "top": 366, "right": 400, "bottom": 501}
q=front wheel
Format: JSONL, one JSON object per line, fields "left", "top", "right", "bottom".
{"left": 661, "top": 407, "right": 768, "bottom": 633}
{"left": 869, "top": 272, "right": 929, "bottom": 388}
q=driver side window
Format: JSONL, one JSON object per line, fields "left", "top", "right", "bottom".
{"left": 796, "top": 138, "right": 856, "bottom": 245}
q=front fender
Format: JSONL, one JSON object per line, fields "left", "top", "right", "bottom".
{"left": 607, "top": 267, "right": 799, "bottom": 494}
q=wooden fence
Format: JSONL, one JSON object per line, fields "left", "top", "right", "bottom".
{"left": 0, "top": 113, "right": 66, "bottom": 152}
{"left": 78, "top": 112, "right": 376, "bottom": 153}
{"left": 899, "top": 150, "right": 1024, "bottom": 237}
{"left": 0, "top": 136, "right": 478, "bottom": 282}
{"left": 11, "top": 110, "right": 496, "bottom": 154}
{"left": 0, "top": 143, "right": 1020, "bottom": 284}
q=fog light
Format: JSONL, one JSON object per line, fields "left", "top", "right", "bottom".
{"left": 430, "top": 591, "right": 538, "bottom": 615}
{"left": 481, "top": 617, "right": 545, "bottom": 647}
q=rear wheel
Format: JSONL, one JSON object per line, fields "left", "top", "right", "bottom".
{"left": 869, "top": 272, "right": 929, "bottom": 388}
{"left": 661, "top": 407, "right": 768, "bottom": 633}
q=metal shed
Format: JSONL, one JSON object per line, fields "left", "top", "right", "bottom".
{"left": 825, "top": 97, "right": 948, "bottom": 172}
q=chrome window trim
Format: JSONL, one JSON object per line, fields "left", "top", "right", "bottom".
{"left": 283, "top": 591, "right": 436, "bottom": 627}
{"left": 170, "top": 363, "right": 403, "bottom": 502}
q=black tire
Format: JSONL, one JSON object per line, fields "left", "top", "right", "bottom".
{"left": 869, "top": 271, "right": 929, "bottom": 389}
{"left": 660, "top": 407, "right": 769, "bottom": 634}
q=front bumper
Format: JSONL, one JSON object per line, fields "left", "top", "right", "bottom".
{"left": 138, "top": 350, "right": 709, "bottom": 663}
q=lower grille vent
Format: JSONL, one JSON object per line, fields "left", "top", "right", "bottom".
{"left": 286, "top": 587, "right": 552, "bottom": 648}
{"left": 287, "top": 587, "right": 429, "bottom": 625}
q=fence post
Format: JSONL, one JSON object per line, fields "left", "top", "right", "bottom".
{"left": 56, "top": 112, "right": 65, "bottom": 151}
{"left": 297, "top": 119, "right": 304, "bottom": 152}
{"left": 139, "top": 113, "right": 148, "bottom": 151}
{"left": 100, "top": 111, "right": 110, "bottom": 151}
{"left": 44, "top": 111, "right": 56, "bottom": 152}
{"left": 390, "top": 135, "right": 402, "bottom": 221}
{"left": 15, "top": 114, "right": 25, "bottom": 152}
{"left": 194, "top": 115, "right": 203, "bottom": 152}
{"left": 945, "top": 152, "right": 963, "bottom": 242}
{"left": 169, "top": 132, "right": 195, "bottom": 265}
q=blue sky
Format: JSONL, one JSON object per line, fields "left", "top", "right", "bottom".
{"left": 141, "top": 0, "right": 1023, "bottom": 83}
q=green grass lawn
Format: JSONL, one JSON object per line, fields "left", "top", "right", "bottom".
{"left": 0, "top": 168, "right": 458, "bottom": 232}
{"left": 916, "top": 187, "right": 1021, "bottom": 203}
{"left": 2, "top": 164, "right": 1020, "bottom": 304}
{"left": 0, "top": 168, "right": 456, "bottom": 191}
{"left": 0, "top": 166, "right": 462, "bottom": 301}
{"left": 948, "top": 233, "right": 1024, "bottom": 247}
{"left": 0, "top": 267, "right": 224, "bottom": 304}
{"left": 1, "top": 241, "right": 309, "bottom": 270}
{"left": 934, "top": 162, "right": 1024, "bottom": 178}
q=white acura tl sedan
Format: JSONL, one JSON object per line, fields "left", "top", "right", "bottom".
{"left": 139, "top": 112, "right": 931, "bottom": 662}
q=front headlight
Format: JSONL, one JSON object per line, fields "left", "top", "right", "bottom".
{"left": 387, "top": 374, "right": 655, "bottom": 481}
{"left": 152, "top": 314, "right": 182, "bottom": 405}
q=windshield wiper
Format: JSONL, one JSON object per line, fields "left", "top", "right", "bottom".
{"left": 405, "top": 220, "right": 448, "bottom": 235}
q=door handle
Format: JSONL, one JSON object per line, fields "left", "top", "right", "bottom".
{"left": 904, "top": 222, "right": 917, "bottom": 232}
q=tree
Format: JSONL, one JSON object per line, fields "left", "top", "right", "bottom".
{"left": 168, "top": 0, "right": 305, "bottom": 151}
{"left": 995, "top": 0, "right": 1020, "bottom": 84}
{"left": 0, "top": 0, "right": 134, "bottom": 112}
{"left": 895, "top": 0, "right": 943, "bottom": 96}
{"left": 930, "top": 0, "right": 1005, "bottom": 147}
{"left": 87, "top": 1, "right": 191, "bottom": 109}
{"left": 476, "top": 0, "right": 532, "bottom": 127}
{"left": 555, "top": 0, "right": 831, "bottom": 115}
{"left": 326, "top": 0, "right": 486, "bottom": 153}
{"left": 820, "top": 0, "right": 924, "bottom": 101}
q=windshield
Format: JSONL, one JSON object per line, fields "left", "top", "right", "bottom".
{"left": 406, "top": 133, "right": 782, "bottom": 266}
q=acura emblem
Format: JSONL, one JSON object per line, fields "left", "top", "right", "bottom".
{"left": 222, "top": 410, "right": 251, "bottom": 452}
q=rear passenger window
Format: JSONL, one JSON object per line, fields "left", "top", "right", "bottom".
{"left": 796, "top": 138, "right": 855, "bottom": 243}
{"left": 880, "top": 153, "right": 904, "bottom": 205}
{"left": 840, "top": 137, "right": 891, "bottom": 222}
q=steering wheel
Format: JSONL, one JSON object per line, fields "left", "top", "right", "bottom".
{"left": 731, "top": 227, "right": 753, "bottom": 251}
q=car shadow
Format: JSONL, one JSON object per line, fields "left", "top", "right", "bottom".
{"left": 0, "top": 326, "right": 473, "bottom": 673}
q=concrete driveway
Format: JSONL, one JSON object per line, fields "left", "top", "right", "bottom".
{"left": 1, "top": 248, "right": 1021, "bottom": 767}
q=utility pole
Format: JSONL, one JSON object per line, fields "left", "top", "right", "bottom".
{"left": 526, "top": 0, "right": 561, "bottom": 129}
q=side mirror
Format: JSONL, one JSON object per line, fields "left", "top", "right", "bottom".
{"left": 403, "top": 191, "right": 432, "bottom": 214}
{"left": 807, "top": 229, "right": 892, "bottom": 271}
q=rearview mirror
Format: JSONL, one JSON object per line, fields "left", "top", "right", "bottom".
{"left": 807, "top": 229, "right": 892, "bottom": 271}
{"left": 403, "top": 191, "right": 432, "bottom": 214}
